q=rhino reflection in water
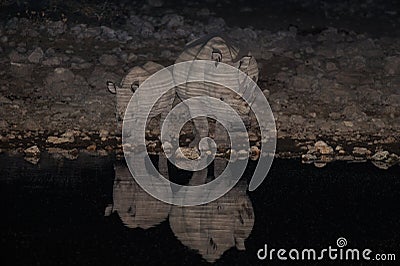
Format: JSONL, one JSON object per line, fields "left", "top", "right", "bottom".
{"left": 169, "top": 179, "right": 255, "bottom": 263}
{"left": 104, "top": 164, "right": 171, "bottom": 229}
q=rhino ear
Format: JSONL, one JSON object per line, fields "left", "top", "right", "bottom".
{"left": 211, "top": 50, "right": 222, "bottom": 63}
{"left": 104, "top": 204, "right": 114, "bottom": 216}
{"left": 107, "top": 81, "right": 116, "bottom": 94}
{"left": 130, "top": 81, "right": 139, "bottom": 93}
{"left": 238, "top": 56, "right": 252, "bottom": 70}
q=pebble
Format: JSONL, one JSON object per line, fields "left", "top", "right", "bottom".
{"left": 47, "top": 135, "right": 74, "bottom": 144}
{"left": 47, "top": 21, "right": 67, "bottom": 36}
{"left": 24, "top": 145, "right": 40, "bottom": 157}
{"left": 87, "top": 144, "right": 96, "bottom": 151}
{"left": 28, "top": 47, "right": 44, "bottom": 63}
{"left": 99, "top": 54, "right": 119, "bottom": 66}
{"left": 162, "top": 14, "right": 184, "bottom": 28}
{"left": 314, "top": 141, "right": 334, "bottom": 155}
{"left": 371, "top": 151, "right": 389, "bottom": 161}
{"left": 42, "top": 57, "right": 61, "bottom": 66}
{"left": 352, "top": 147, "right": 371, "bottom": 157}
{"left": 127, "top": 53, "right": 138, "bottom": 62}
{"left": 24, "top": 156, "right": 40, "bottom": 165}
{"left": 101, "top": 26, "right": 116, "bottom": 39}
{"left": 326, "top": 62, "right": 337, "bottom": 71}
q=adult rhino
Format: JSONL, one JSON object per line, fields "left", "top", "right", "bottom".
{"left": 173, "top": 34, "right": 259, "bottom": 177}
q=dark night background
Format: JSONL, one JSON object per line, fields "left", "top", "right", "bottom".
{"left": 0, "top": 0, "right": 399, "bottom": 265}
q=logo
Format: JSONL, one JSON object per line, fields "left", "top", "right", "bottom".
{"left": 257, "top": 237, "right": 396, "bottom": 261}
{"left": 122, "top": 60, "right": 276, "bottom": 206}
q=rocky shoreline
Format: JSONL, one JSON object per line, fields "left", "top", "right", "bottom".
{"left": 0, "top": 1, "right": 399, "bottom": 169}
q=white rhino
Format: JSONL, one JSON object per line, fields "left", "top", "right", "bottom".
{"left": 174, "top": 34, "right": 259, "bottom": 177}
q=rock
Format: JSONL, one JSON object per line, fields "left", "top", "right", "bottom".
{"left": 28, "top": 47, "right": 44, "bottom": 63}
{"left": 10, "top": 62, "right": 33, "bottom": 80}
{"left": 384, "top": 56, "right": 400, "bottom": 75}
{"left": 371, "top": 118, "right": 386, "bottom": 129}
{"left": 99, "top": 129, "right": 109, "bottom": 142}
{"left": 305, "top": 47, "right": 314, "bottom": 54}
{"left": 47, "top": 21, "right": 67, "bottom": 36}
{"left": 42, "top": 56, "right": 61, "bottom": 66}
{"left": 24, "top": 145, "right": 40, "bottom": 157}
{"left": 0, "top": 95, "right": 12, "bottom": 104}
{"left": 127, "top": 15, "right": 154, "bottom": 37}
{"left": 371, "top": 151, "right": 389, "bottom": 161}
{"left": 9, "top": 50, "right": 26, "bottom": 62}
{"left": 45, "top": 68, "right": 75, "bottom": 85}
{"left": 314, "top": 141, "right": 334, "bottom": 155}
{"left": 99, "top": 54, "right": 118, "bottom": 66}
{"left": 335, "top": 145, "right": 346, "bottom": 154}
{"left": 45, "top": 47, "right": 56, "bottom": 57}
{"left": 372, "top": 154, "right": 399, "bottom": 170}
{"left": 343, "top": 121, "right": 354, "bottom": 127}
{"left": 335, "top": 72, "right": 360, "bottom": 85}
{"left": 116, "top": 30, "right": 132, "bottom": 42}
{"left": 206, "top": 17, "right": 226, "bottom": 32}
{"left": 302, "top": 153, "right": 317, "bottom": 162}
{"left": 47, "top": 135, "right": 75, "bottom": 144}
{"left": 162, "top": 14, "right": 184, "bottom": 28}
{"left": 275, "top": 72, "right": 290, "bottom": 83}
{"left": 0, "top": 35, "right": 8, "bottom": 43}
{"left": 0, "top": 120, "right": 9, "bottom": 130}
{"left": 352, "top": 147, "right": 371, "bottom": 157}
{"left": 350, "top": 55, "right": 366, "bottom": 70}
{"left": 160, "top": 50, "right": 172, "bottom": 59}
{"left": 98, "top": 149, "right": 108, "bottom": 156}
{"left": 326, "top": 62, "right": 337, "bottom": 71}
{"left": 24, "top": 157, "right": 40, "bottom": 165}
{"left": 101, "top": 26, "right": 116, "bottom": 39}
{"left": 24, "top": 118, "right": 42, "bottom": 131}
{"left": 87, "top": 144, "right": 96, "bottom": 151}
{"left": 329, "top": 112, "right": 341, "bottom": 120}
{"left": 291, "top": 75, "right": 313, "bottom": 91}
{"left": 290, "top": 115, "right": 305, "bottom": 125}
{"left": 343, "top": 105, "right": 367, "bottom": 120}
{"left": 386, "top": 94, "right": 400, "bottom": 107}
{"left": 127, "top": 53, "right": 138, "bottom": 62}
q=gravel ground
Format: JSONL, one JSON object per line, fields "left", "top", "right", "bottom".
{"left": 0, "top": 0, "right": 399, "bottom": 168}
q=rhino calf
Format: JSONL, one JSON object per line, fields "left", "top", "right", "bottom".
{"left": 107, "top": 61, "right": 175, "bottom": 178}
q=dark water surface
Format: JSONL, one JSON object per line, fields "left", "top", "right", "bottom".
{"left": 0, "top": 153, "right": 399, "bottom": 265}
